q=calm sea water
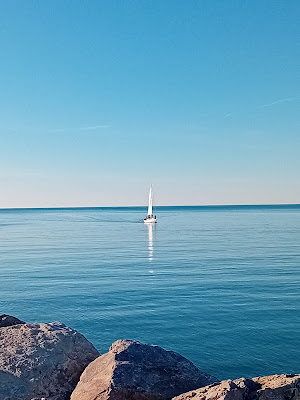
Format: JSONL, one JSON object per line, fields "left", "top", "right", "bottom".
{"left": 0, "top": 205, "right": 299, "bottom": 380}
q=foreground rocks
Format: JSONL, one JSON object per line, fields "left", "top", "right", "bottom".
{"left": 254, "top": 374, "right": 300, "bottom": 399}
{"left": 71, "top": 339, "right": 218, "bottom": 400}
{"left": 0, "top": 314, "right": 25, "bottom": 327}
{"left": 173, "top": 374, "right": 300, "bottom": 400}
{"left": 0, "top": 321, "right": 100, "bottom": 400}
{"left": 0, "top": 315, "right": 299, "bottom": 400}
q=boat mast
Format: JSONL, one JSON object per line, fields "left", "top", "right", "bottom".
{"left": 148, "top": 186, "right": 153, "bottom": 217}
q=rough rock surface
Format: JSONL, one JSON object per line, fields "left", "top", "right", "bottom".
{"left": 254, "top": 374, "right": 300, "bottom": 399}
{"left": 172, "top": 374, "right": 300, "bottom": 400}
{"left": 71, "top": 339, "right": 218, "bottom": 400}
{"left": 0, "top": 321, "right": 100, "bottom": 400}
{"left": 0, "top": 314, "right": 25, "bottom": 327}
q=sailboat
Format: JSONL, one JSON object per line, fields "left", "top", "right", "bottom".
{"left": 144, "top": 186, "right": 157, "bottom": 223}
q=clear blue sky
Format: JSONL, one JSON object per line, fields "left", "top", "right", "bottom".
{"left": 0, "top": 0, "right": 299, "bottom": 207}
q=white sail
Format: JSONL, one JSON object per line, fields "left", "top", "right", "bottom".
{"left": 144, "top": 185, "right": 157, "bottom": 223}
{"left": 147, "top": 186, "right": 153, "bottom": 216}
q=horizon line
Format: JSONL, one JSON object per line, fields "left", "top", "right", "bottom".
{"left": 0, "top": 203, "right": 300, "bottom": 211}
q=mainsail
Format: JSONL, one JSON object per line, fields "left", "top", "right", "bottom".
{"left": 144, "top": 185, "right": 157, "bottom": 223}
{"left": 147, "top": 186, "right": 153, "bottom": 216}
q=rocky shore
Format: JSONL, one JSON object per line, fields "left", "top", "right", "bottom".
{"left": 0, "top": 315, "right": 299, "bottom": 400}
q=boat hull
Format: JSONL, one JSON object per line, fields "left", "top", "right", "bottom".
{"left": 144, "top": 218, "right": 157, "bottom": 224}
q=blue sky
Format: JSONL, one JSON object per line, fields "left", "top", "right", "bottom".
{"left": 0, "top": 0, "right": 299, "bottom": 207}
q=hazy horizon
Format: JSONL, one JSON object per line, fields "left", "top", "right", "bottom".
{"left": 1, "top": 202, "right": 300, "bottom": 210}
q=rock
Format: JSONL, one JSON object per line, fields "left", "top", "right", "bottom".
{"left": 0, "top": 314, "right": 25, "bottom": 327}
{"left": 172, "top": 373, "right": 300, "bottom": 400}
{"left": 172, "top": 378, "right": 260, "bottom": 400}
{"left": 71, "top": 339, "right": 218, "bottom": 400}
{"left": 254, "top": 374, "right": 300, "bottom": 399}
{"left": 0, "top": 321, "right": 100, "bottom": 400}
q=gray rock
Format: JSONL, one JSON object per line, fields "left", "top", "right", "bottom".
{"left": 172, "top": 378, "right": 259, "bottom": 400}
{"left": 172, "top": 374, "right": 300, "bottom": 400}
{"left": 0, "top": 314, "right": 25, "bottom": 328}
{"left": 0, "top": 321, "right": 100, "bottom": 400}
{"left": 71, "top": 339, "right": 218, "bottom": 400}
{"left": 254, "top": 374, "right": 300, "bottom": 399}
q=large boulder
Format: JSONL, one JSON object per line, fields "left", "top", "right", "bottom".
{"left": 172, "top": 374, "right": 300, "bottom": 400}
{"left": 71, "top": 339, "right": 218, "bottom": 400}
{"left": 0, "top": 320, "right": 100, "bottom": 400}
{"left": 0, "top": 314, "right": 25, "bottom": 327}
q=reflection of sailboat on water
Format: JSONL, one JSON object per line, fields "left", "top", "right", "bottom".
{"left": 147, "top": 223, "right": 153, "bottom": 261}
{"left": 144, "top": 186, "right": 157, "bottom": 223}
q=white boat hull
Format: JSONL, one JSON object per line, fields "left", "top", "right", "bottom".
{"left": 144, "top": 217, "right": 157, "bottom": 224}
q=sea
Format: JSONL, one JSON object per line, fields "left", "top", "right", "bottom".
{"left": 0, "top": 205, "right": 299, "bottom": 380}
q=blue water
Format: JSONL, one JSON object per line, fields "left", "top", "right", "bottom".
{"left": 0, "top": 205, "right": 299, "bottom": 380}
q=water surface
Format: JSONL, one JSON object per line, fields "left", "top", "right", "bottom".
{"left": 0, "top": 205, "right": 299, "bottom": 379}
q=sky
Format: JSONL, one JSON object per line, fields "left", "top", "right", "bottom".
{"left": 0, "top": 0, "right": 299, "bottom": 207}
